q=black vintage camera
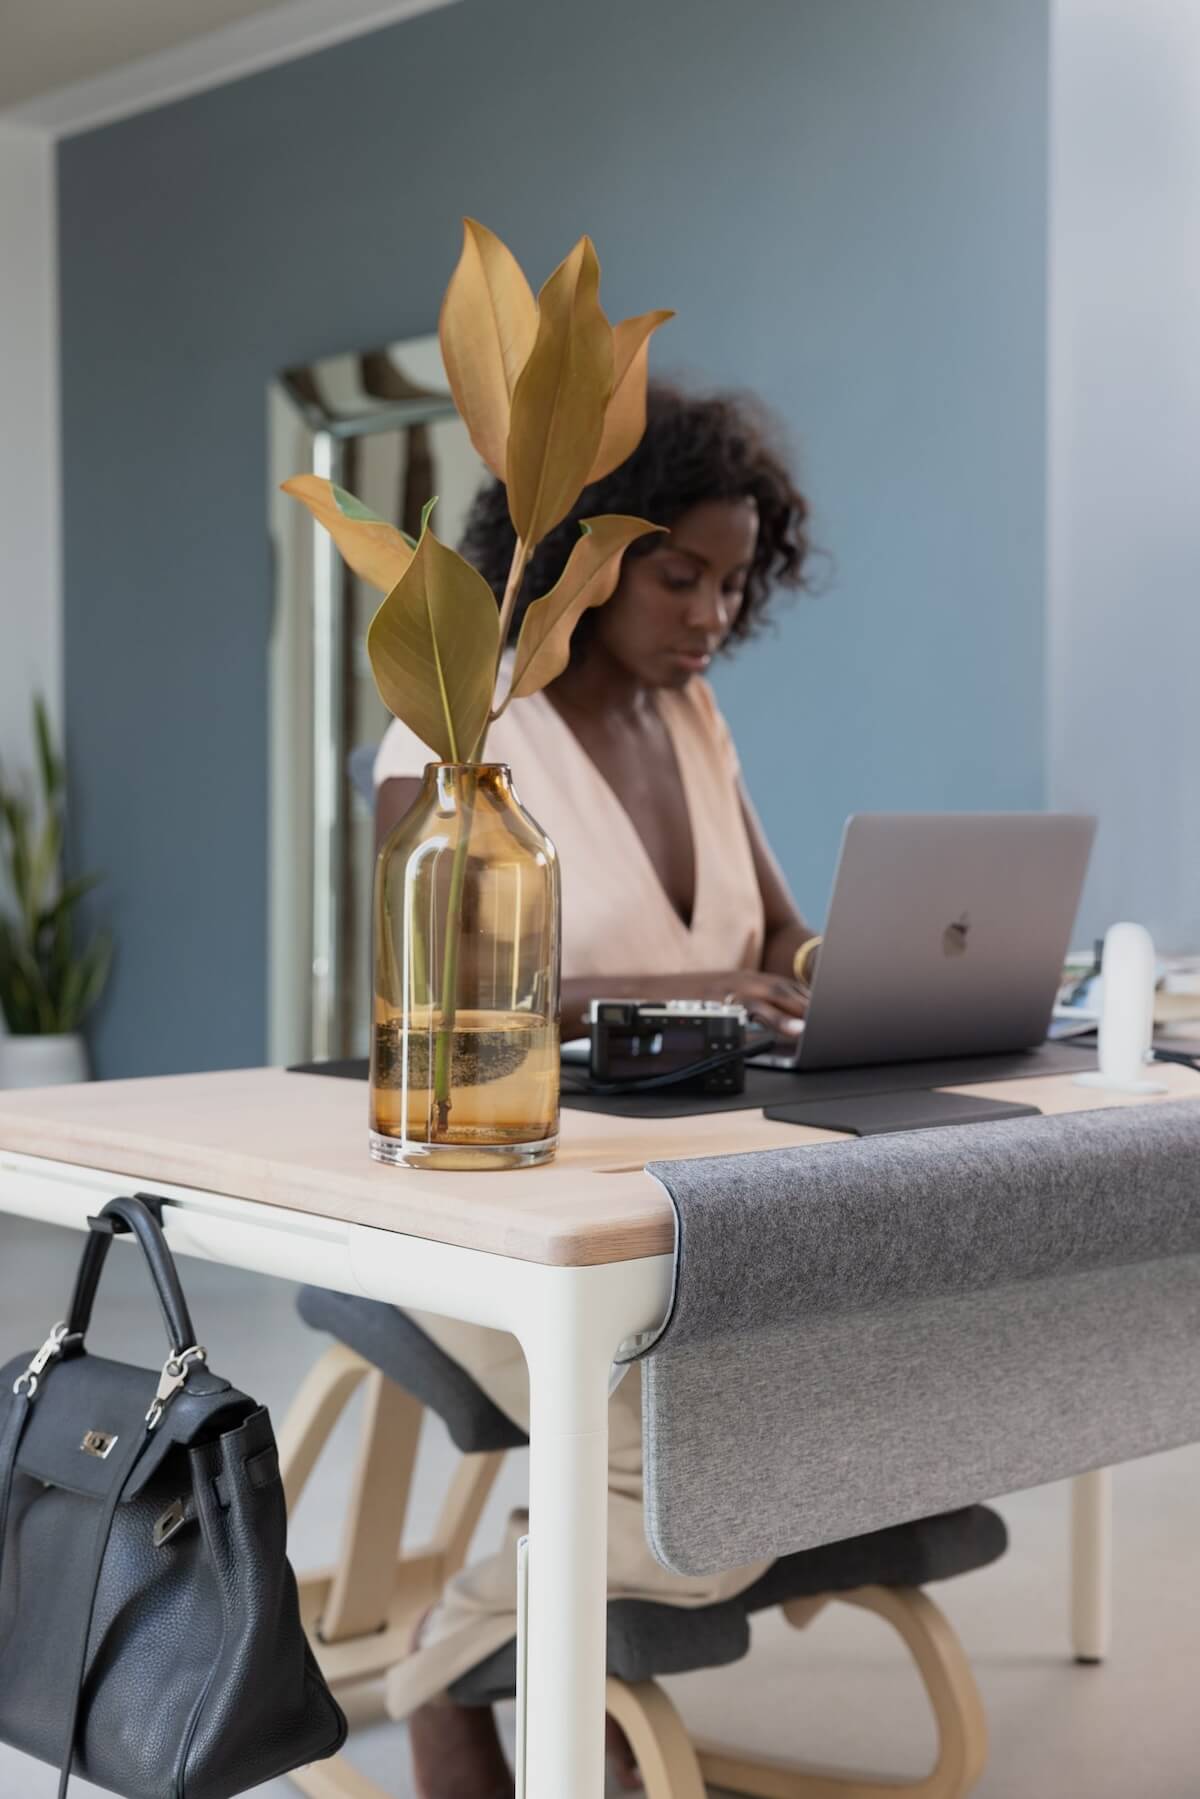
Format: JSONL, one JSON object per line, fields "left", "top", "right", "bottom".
{"left": 587, "top": 998, "right": 749, "bottom": 1095}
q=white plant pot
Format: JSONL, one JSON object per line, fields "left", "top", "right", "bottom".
{"left": 0, "top": 1032, "right": 90, "bottom": 1089}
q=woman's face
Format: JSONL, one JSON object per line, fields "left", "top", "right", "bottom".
{"left": 591, "top": 497, "right": 759, "bottom": 689}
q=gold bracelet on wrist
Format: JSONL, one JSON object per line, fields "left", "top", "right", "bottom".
{"left": 792, "top": 934, "right": 824, "bottom": 987}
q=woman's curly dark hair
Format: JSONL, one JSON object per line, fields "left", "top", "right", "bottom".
{"left": 458, "top": 382, "right": 814, "bottom": 657}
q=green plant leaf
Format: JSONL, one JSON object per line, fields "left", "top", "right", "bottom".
{"left": 367, "top": 518, "right": 500, "bottom": 762}
{"left": 2, "top": 792, "right": 33, "bottom": 924}
{"left": 0, "top": 698, "right": 110, "bottom": 1034}
{"left": 586, "top": 310, "right": 674, "bottom": 483}
{"left": 33, "top": 696, "right": 62, "bottom": 804}
{"left": 440, "top": 218, "right": 538, "bottom": 482}
{"left": 28, "top": 809, "right": 63, "bottom": 929}
{"left": 58, "top": 933, "right": 113, "bottom": 1033}
{"left": 38, "top": 872, "right": 101, "bottom": 930}
{"left": 329, "top": 484, "right": 415, "bottom": 540}
{"left": 506, "top": 237, "right": 614, "bottom": 545}
{"left": 504, "top": 515, "right": 664, "bottom": 706}
{"left": 0, "top": 919, "right": 33, "bottom": 1032}
{"left": 0, "top": 923, "right": 53, "bottom": 1033}
{"left": 281, "top": 475, "right": 417, "bottom": 593}
{"left": 57, "top": 957, "right": 85, "bottom": 1035}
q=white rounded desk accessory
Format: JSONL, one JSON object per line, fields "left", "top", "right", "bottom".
{"left": 1075, "top": 922, "right": 1168, "bottom": 1095}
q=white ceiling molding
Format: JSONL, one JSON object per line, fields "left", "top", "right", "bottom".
{"left": 2, "top": 0, "right": 463, "bottom": 140}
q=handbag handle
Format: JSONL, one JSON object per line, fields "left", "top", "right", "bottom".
{"left": 64, "top": 1194, "right": 199, "bottom": 1354}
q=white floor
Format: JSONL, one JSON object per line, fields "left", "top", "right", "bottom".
{"left": 1, "top": 1213, "right": 1197, "bottom": 1799}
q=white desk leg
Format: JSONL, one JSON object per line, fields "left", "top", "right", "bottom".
{"left": 1070, "top": 1468, "right": 1112, "bottom": 1663}
{"left": 342, "top": 1226, "right": 670, "bottom": 1798}
{"left": 520, "top": 1271, "right": 623, "bottom": 1799}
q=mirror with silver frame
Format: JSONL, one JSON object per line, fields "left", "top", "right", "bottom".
{"left": 267, "top": 337, "right": 486, "bottom": 1066}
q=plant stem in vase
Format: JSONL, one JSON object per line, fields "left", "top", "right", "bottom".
{"left": 431, "top": 782, "right": 475, "bottom": 1135}
{"left": 431, "top": 532, "right": 530, "bottom": 1135}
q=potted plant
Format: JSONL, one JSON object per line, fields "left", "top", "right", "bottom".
{"left": 285, "top": 221, "right": 671, "bottom": 1167}
{"left": 0, "top": 698, "right": 112, "bottom": 1088}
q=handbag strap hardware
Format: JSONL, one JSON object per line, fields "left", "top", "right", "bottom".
{"left": 152, "top": 1442, "right": 281, "bottom": 1550}
{"left": 11, "top": 1323, "right": 77, "bottom": 1400}
{"left": 152, "top": 1497, "right": 188, "bottom": 1547}
{"left": 145, "top": 1343, "right": 207, "bottom": 1431}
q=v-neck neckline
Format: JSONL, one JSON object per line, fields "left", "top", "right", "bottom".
{"left": 541, "top": 686, "right": 703, "bottom": 938}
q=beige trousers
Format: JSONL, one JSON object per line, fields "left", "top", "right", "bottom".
{"left": 388, "top": 1311, "right": 766, "bottom": 1718}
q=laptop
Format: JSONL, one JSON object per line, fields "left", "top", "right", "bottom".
{"left": 757, "top": 812, "right": 1097, "bottom": 1071}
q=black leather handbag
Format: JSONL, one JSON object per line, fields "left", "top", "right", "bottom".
{"left": 0, "top": 1193, "right": 347, "bottom": 1798}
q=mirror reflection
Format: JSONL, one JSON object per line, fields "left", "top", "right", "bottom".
{"left": 269, "top": 337, "right": 486, "bottom": 1063}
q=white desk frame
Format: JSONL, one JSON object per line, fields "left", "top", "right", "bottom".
{"left": 0, "top": 1145, "right": 1111, "bottom": 1796}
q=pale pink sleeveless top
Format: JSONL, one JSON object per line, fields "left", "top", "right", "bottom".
{"left": 373, "top": 677, "right": 764, "bottom": 980}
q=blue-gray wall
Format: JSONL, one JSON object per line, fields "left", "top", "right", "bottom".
{"left": 59, "top": 0, "right": 1049, "bottom": 1077}
{"left": 1047, "top": 0, "right": 1200, "bottom": 953}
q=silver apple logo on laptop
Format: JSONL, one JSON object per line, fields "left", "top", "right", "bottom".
{"left": 942, "top": 912, "right": 970, "bottom": 957}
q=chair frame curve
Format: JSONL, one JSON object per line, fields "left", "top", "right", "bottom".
{"left": 279, "top": 1344, "right": 505, "bottom": 1799}
{"left": 690, "top": 1584, "right": 987, "bottom": 1799}
{"left": 279, "top": 1346, "right": 987, "bottom": 1799}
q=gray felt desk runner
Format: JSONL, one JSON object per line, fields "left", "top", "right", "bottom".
{"left": 638, "top": 1101, "right": 1200, "bottom": 1577}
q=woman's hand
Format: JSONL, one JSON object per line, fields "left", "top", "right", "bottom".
{"left": 700, "top": 970, "right": 809, "bottom": 1039}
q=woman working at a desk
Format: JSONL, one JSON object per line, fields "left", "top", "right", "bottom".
{"left": 374, "top": 384, "right": 817, "bottom": 1794}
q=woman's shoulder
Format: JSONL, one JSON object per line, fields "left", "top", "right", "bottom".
{"left": 679, "top": 675, "right": 723, "bottom": 727}
{"left": 665, "top": 676, "right": 741, "bottom": 776}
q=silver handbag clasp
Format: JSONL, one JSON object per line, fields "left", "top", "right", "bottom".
{"left": 145, "top": 1344, "right": 207, "bottom": 1430}
{"left": 12, "top": 1323, "right": 72, "bottom": 1400}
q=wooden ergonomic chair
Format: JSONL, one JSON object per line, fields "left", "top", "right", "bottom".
{"left": 279, "top": 1287, "right": 999, "bottom": 1799}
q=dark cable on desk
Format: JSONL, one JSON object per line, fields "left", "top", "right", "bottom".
{"left": 562, "top": 1032, "right": 777, "bottom": 1097}
{"left": 1154, "top": 1049, "right": 1200, "bottom": 1075}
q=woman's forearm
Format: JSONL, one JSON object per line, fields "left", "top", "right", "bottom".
{"left": 762, "top": 922, "right": 817, "bottom": 980}
{"left": 738, "top": 786, "right": 816, "bottom": 983}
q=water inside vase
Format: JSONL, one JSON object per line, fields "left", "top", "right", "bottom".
{"left": 370, "top": 1005, "right": 559, "bottom": 1156}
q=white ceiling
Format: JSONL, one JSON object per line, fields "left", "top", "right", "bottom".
{"left": 0, "top": 0, "right": 457, "bottom": 135}
{"left": 0, "top": 0, "right": 297, "bottom": 108}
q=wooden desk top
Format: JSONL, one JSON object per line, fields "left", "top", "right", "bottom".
{"left": 0, "top": 1064, "right": 1196, "bottom": 1267}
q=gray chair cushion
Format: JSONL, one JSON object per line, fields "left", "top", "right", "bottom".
{"left": 739, "top": 1503, "right": 1007, "bottom": 1612}
{"left": 296, "top": 1286, "right": 529, "bottom": 1454}
{"left": 449, "top": 1505, "right": 1007, "bottom": 1703}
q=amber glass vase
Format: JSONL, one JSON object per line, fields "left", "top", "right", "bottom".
{"left": 369, "top": 764, "right": 561, "bottom": 1170}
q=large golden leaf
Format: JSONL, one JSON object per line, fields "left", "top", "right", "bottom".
{"left": 439, "top": 219, "right": 537, "bottom": 482}
{"left": 367, "top": 518, "right": 500, "bottom": 762}
{"left": 587, "top": 310, "right": 674, "bottom": 483}
{"left": 506, "top": 237, "right": 614, "bottom": 546}
{"left": 504, "top": 515, "right": 663, "bottom": 704}
{"left": 281, "top": 475, "right": 416, "bottom": 593}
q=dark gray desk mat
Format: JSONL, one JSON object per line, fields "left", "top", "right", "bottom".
{"left": 287, "top": 1041, "right": 1098, "bottom": 1116}
{"left": 289, "top": 1057, "right": 369, "bottom": 1081}
{"left": 559, "top": 1040, "right": 1097, "bottom": 1118}
{"left": 763, "top": 1089, "right": 1041, "bottom": 1136}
